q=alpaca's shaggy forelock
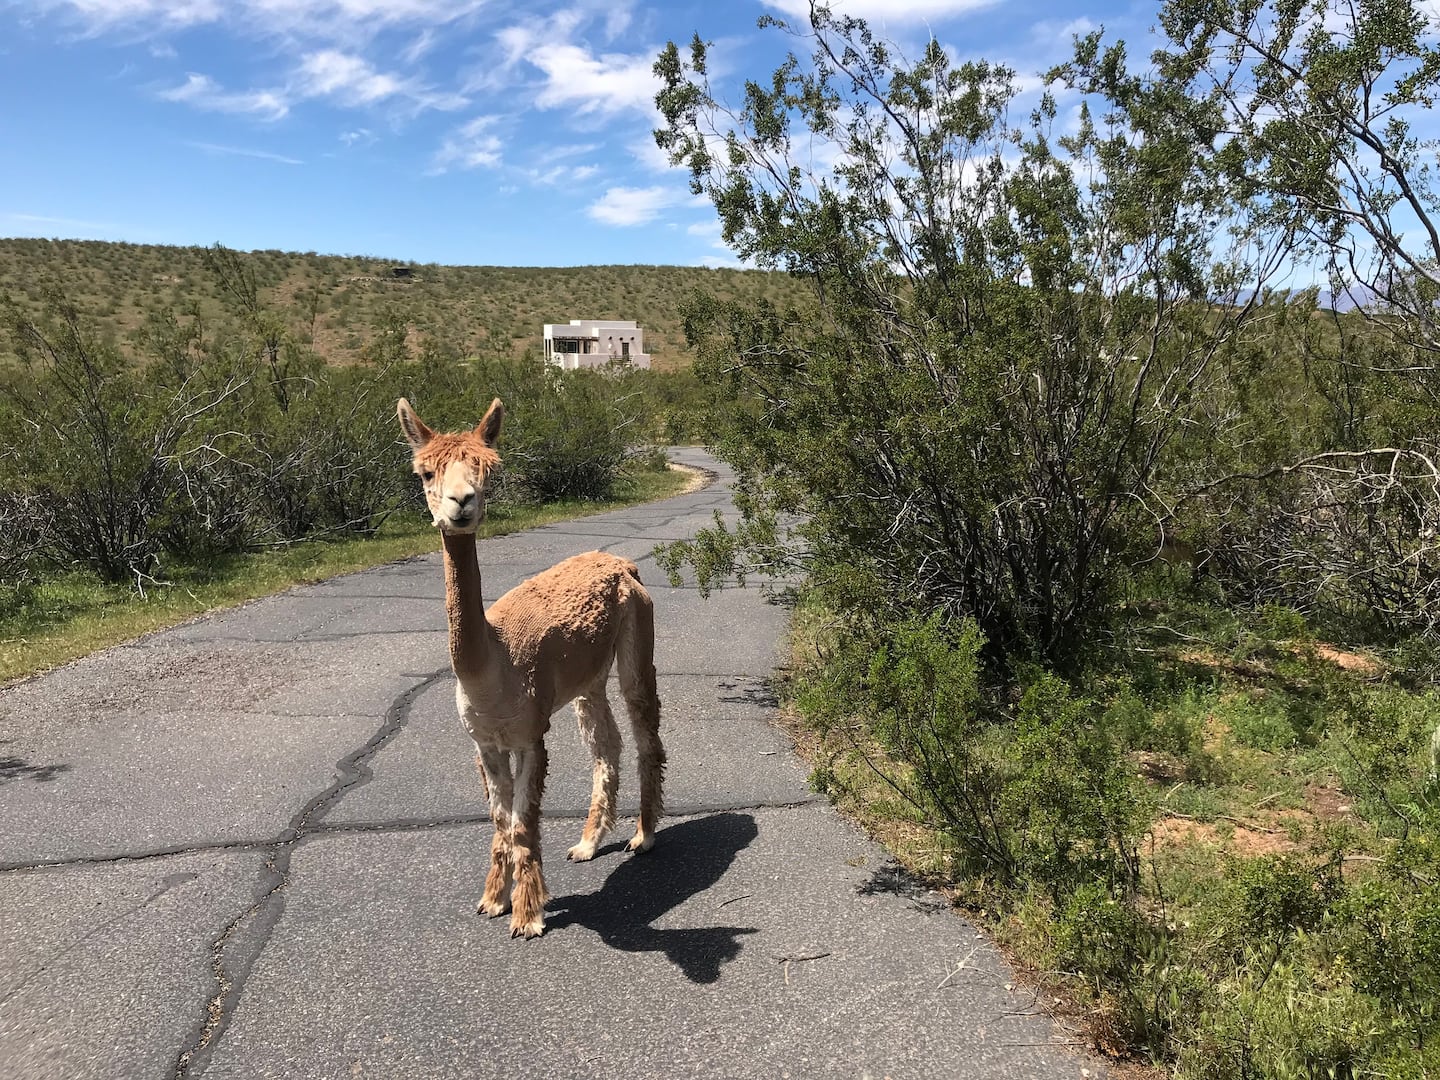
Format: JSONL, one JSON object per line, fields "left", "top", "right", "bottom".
{"left": 411, "top": 432, "right": 499, "bottom": 480}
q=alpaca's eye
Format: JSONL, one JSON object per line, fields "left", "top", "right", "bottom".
{"left": 421, "top": 470, "right": 435, "bottom": 482}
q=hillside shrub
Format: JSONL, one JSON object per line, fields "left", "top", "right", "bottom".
{"left": 654, "top": 9, "right": 1274, "bottom": 669}
{"left": 0, "top": 270, "right": 663, "bottom": 588}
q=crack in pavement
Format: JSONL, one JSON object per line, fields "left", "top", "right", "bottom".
{"left": 308, "top": 798, "right": 825, "bottom": 837}
{"left": 0, "top": 798, "right": 826, "bottom": 875}
{"left": 0, "top": 840, "right": 273, "bottom": 875}
{"left": 172, "top": 667, "right": 447, "bottom": 1080}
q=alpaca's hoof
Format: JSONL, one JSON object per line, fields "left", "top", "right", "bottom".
{"left": 566, "top": 840, "right": 597, "bottom": 862}
{"left": 477, "top": 896, "right": 510, "bottom": 918}
{"left": 626, "top": 831, "right": 655, "bottom": 854}
{"left": 510, "top": 914, "right": 545, "bottom": 939}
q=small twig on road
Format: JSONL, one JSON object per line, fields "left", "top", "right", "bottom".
{"left": 758, "top": 750, "right": 778, "bottom": 756}
{"left": 935, "top": 944, "right": 981, "bottom": 989}
{"left": 718, "top": 893, "right": 752, "bottom": 908}
{"left": 772, "top": 951, "right": 831, "bottom": 985}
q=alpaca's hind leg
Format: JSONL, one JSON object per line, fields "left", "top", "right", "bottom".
{"left": 476, "top": 748, "right": 514, "bottom": 917}
{"left": 508, "top": 743, "right": 550, "bottom": 939}
{"left": 568, "top": 686, "right": 621, "bottom": 862}
{"left": 618, "top": 591, "right": 665, "bottom": 853}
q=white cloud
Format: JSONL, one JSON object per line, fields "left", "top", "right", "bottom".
{"left": 762, "top": 0, "right": 997, "bottom": 20}
{"left": 490, "top": 10, "right": 659, "bottom": 117}
{"left": 297, "top": 50, "right": 398, "bottom": 103}
{"left": 339, "top": 127, "right": 375, "bottom": 146}
{"left": 432, "top": 115, "right": 504, "bottom": 172}
{"left": 525, "top": 162, "right": 602, "bottom": 187}
{"left": 601, "top": 1, "right": 634, "bottom": 41}
{"left": 629, "top": 135, "right": 674, "bottom": 173}
{"left": 587, "top": 185, "right": 685, "bottom": 226}
{"left": 297, "top": 50, "right": 466, "bottom": 110}
{"left": 534, "top": 142, "right": 602, "bottom": 165}
{"left": 158, "top": 73, "right": 290, "bottom": 120}
{"left": 528, "top": 42, "right": 659, "bottom": 115}
{"left": 28, "top": 0, "right": 488, "bottom": 41}
{"left": 157, "top": 51, "right": 465, "bottom": 122}
{"left": 400, "top": 28, "right": 436, "bottom": 64}
{"left": 2, "top": 211, "right": 137, "bottom": 238}
{"left": 186, "top": 140, "right": 303, "bottom": 164}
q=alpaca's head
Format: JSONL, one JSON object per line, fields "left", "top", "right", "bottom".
{"left": 396, "top": 397, "right": 502, "bottom": 535}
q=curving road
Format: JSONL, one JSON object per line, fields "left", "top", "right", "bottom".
{"left": 0, "top": 449, "right": 1099, "bottom": 1080}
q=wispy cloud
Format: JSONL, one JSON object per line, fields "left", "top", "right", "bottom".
{"left": 157, "top": 52, "right": 466, "bottom": 122}
{"left": 27, "top": 0, "right": 489, "bottom": 42}
{"left": 2, "top": 211, "right": 143, "bottom": 239}
{"left": 431, "top": 115, "right": 504, "bottom": 172}
{"left": 186, "top": 141, "right": 304, "bottom": 165}
{"left": 528, "top": 42, "right": 659, "bottom": 115}
{"left": 295, "top": 49, "right": 465, "bottom": 111}
{"left": 586, "top": 185, "right": 685, "bottom": 226}
{"left": 158, "top": 72, "right": 290, "bottom": 120}
{"left": 494, "top": 12, "right": 660, "bottom": 117}
{"left": 400, "top": 28, "right": 436, "bottom": 65}
{"left": 762, "top": 0, "right": 998, "bottom": 21}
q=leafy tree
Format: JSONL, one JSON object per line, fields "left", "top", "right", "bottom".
{"left": 654, "top": 3, "right": 1277, "bottom": 666}
{"left": 1063, "top": 0, "right": 1440, "bottom": 635}
{"left": 0, "top": 292, "right": 242, "bottom": 583}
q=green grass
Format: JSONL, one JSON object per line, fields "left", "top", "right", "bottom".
{"left": 0, "top": 466, "right": 691, "bottom": 684}
{"left": 783, "top": 590, "right": 1440, "bottom": 1077}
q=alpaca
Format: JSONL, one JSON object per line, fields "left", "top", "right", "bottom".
{"left": 397, "top": 396, "right": 666, "bottom": 938}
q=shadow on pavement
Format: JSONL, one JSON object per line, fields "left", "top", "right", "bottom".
{"left": 0, "top": 755, "right": 71, "bottom": 784}
{"left": 547, "top": 811, "right": 760, "bottom": 984}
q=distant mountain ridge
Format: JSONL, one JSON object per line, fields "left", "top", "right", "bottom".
{"left": 0, "top": 238, "right": 812, "bottom": 370}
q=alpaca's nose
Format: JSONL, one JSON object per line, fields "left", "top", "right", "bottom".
{"left": 454, "top": 490, "right": 475, "bottom": 509}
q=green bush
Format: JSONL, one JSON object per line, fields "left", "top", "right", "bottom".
{"left": 0, "top": 267, "right": 666, "bottom": 589}
{"left": 1006, "top": 674, "right": 1148, "bottom": 896}
{"left": 798, "top": 613, "right": 1146, "bottom": 895}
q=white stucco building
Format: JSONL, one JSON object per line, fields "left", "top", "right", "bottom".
{"left": 542, "top": 320, "right": 652, "bottom": 370}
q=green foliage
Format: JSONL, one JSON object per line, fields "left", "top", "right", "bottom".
{"left": 797, "top": 613, "right": 1010, "bottom": 874}
{"left": 797, "top": 613, "right": 1146, "bottom": 896}
{"left": 0, "top": 292, "right": 212, "bottom": 582}
{"left": 0, "top": 253, "right": 676, "bottom": 592}
{"left": 1007, "top": 675, "right": 1148, "bottom": 895}
{"left": 655, "top": 7, "right": 1271, "bottom": 669}
{"left": 1061, "top": 1, "right": 1440, "bottom": 639}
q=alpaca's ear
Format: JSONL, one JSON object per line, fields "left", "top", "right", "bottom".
{"left": 477, "top": 398, "right": 503, "bottom": 447}
{"left": 397, "top": 398, "right": 433, "bottom": 450}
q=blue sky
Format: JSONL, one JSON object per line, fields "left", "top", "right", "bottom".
{"left": 0, "top": 0, "right": 1145, "bottom": 266}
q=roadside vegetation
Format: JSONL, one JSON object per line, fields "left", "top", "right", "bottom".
{"left": 0, "top": 248, "right": 710, "bottom": 684}
{"left": 655, "top": 3, "right": 1440, "bottom": 1076}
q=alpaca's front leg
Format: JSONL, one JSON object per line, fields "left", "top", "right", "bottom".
{"left": 476, "top": 748, "right": 514, "bottom": 917}
{"left": 508, "top": 743, "right": 550, "bottom": 938}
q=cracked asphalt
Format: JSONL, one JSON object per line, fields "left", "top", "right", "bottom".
{"left": 0, "top": 448, "right": 1102, "bottom": 1080}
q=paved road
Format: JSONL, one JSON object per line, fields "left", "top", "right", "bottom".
{"left": 0, "top": 449, "right": 1098, "bottom": 1080}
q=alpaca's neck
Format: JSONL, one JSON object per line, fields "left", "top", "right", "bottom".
{"left": 441, "top": 530, "right": 496, "bottom": 678}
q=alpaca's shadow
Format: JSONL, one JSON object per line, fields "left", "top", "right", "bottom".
{"left": 547, "top": 812, "right": 760, "bottom": 984}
